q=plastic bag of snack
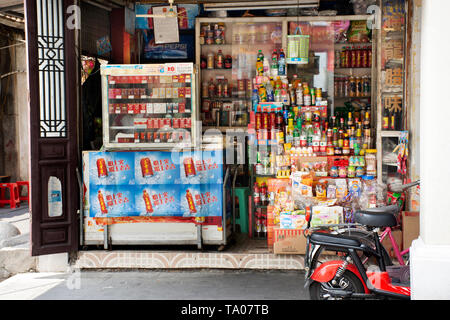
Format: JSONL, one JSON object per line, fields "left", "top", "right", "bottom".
{"left": 347, "top": 20, "right": 370, "bottom": 43}
{"left": 315, "top": 182, "right": 327, "bottom": 198}
{"left": 301, "top": 172, "right": 314, "bottom": 187}
{"left": 332, "top": 20, "right": 350, "bottom": 43}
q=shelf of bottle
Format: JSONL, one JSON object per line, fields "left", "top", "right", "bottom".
{"left": 334, "top": 42, "right": 373, "bottom": 47}
{"left": 334, "top": 67, "right": 372, "bottom": 70}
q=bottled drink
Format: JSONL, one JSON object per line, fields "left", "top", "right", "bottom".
{"left": 340, "top": 48, "right": 346, "bottom": 68}
{"left": 362, "top": 46, "right": 368, "bottom": 68}
{"left": 251, "top": 89, "right": 259, "bottom": 111}
{"left": 266, "top": 81, "right": 274, "bottom": 102}
{"left": 257, "top": 49, "right": 264, "bottom": 61}
{"left": 295, "top": 85, "right": 303, "bottom": 106}
{"left": 347, "top": 112, "right": 354, "bottom": 129}
{"left": 382, "top": 107, "right": 389, "bottom": 130}
{"left": 293, "top": 126, "right": 301, "bottom": 147}
{"left": 216, "top": 50, "right": 224, "bottom": 69}
{"left": 216, "top": 79, "right": 223, "bottom": 97}
{"left": 258, "top": 84, "right": 267, "bottom": 102}
{"left": 281, "top": 87, "right": 289, "bottom": 105}
{"left": 208, "top": 78, "right": 215, "bottom": 98}
{"left": 278, "top": 49, "right": 286, "bottom": 76}
{"left": 300, "top": 125, "right": 307, "bottom": 147}
{"left": 271, "top": 58, "right": 278, "bottom": 77}
{"left": 356, "top": 46, "right": 362, "bottom": 68}
{"left": 289, "top": 84, "right": 296, "bottom": 105}
{"left": 256, "top": 57, "right": 264, "bottom": 76}
{"left": 351, "top": 47, "right": 356, "bottom": 68}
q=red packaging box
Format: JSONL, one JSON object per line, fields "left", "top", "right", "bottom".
{"left": 185, "top": 87, "right": 191, "bottom": 98}
{"left": 179, "top": 102, "right": 186, "bottom": 113}
{"left": 179, "top": 74, "right": 185, "bottom": 83}
{"left": 178, "top": 87, "right": 185, "bottom": 98}
{"left": 147, "top": 118, "right": 153, "bottom": 129}
{"left": 173, "top": 118, "right": 180, "bottom": 128}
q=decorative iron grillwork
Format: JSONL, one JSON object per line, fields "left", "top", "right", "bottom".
{"left": 37, "top": 0, "right": 66, "bottom": 137}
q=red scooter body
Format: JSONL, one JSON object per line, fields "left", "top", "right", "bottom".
{"left": 310, "top": 260, "right": 411, "bottom": 298}
{"left": 310, "top": 260, "right": 370, "bottom": 293}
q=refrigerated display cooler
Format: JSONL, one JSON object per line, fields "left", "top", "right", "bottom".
{"left": 82, "top": 147, "right": 232, "bottom": 248}
{"left": 100, "top": 62, "right": 199, "bottom": 150}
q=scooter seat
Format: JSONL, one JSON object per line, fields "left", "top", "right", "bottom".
{"left": 310, "top": 232, "right": 362, "bottom": 248}
{"left": 354, "top": 209, "right": 398, "bottom": 228}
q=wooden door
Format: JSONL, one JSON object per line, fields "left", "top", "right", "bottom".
{"left": 26, "top": 0, "right": 80, "bottom": 256}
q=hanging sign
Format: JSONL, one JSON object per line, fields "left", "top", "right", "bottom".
{"left": 153, "top": 6, "right": 180, "bottom": 44}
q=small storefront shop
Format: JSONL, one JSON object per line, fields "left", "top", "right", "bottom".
{"left": 27, "top": 0, "right": 420, "bottom": 262}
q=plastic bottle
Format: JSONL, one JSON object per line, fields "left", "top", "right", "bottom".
{"left": 274, "top": 82, "right": 281, "bottom": 102}
{"left": 278, "top": 49, "right": 286, "bottom": 76}
{"left": 257, "top": 49, "right": 264, "bottom": 62}
{"left": 216, "top": 50, "right": 224, "bottom": 69}
{"left": 258, "top": 84, "right": 267, "bottom": 102}
{"left": 295, "top": 85, "right": 303, "bottom": 106}
{"left": 281, "top": 87, "right": 289, "bottom": 105}
{"left": 266, "top": 81, "right": 274, "bottom": 102}
{"left": 256, "top": 57, "right": 264, "bottom": 76}
{"left": 271, "top": 55, "right": 278, "bottom": 77}
{"left": 252, "top": 89, "right": 259, "bottom": 110}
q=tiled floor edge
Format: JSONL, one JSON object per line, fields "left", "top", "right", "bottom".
{"left": 74, "top": 251, "right": 306, "bottom": 270}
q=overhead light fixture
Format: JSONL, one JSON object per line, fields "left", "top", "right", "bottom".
{"left": 203, "top": 0, "right": 320, "bottom": 11}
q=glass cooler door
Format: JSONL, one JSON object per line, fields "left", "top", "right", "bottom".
{"left": 101, "top": 63, "right": 197, "bottom": 150}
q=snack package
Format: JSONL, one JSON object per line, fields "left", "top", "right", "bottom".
{"left": 335, "top": 179, "right": 348, "bottom": 199}
{"left": 347, "top": 20, "right": 370, "bottom": 43}
{"left": 280, "top": 213, "right": 307, "bottom": 230}
{"left": 315, "top": 182, "right": 327, "bottom": 198}
{"left": 310, "top": 206, "right": 343, "bottom": 227}
{"left": 327, "top": 184, "right": 337, "bottom": 199}
{"left": 348, "top": 178, "right": 362, "bottom": 197}
{"left": 332, "top": 20, "right": 350, "bottom": 43}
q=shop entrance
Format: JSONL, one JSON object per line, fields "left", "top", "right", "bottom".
{"left": 26, "top": 1, "right": 418, "bottom": 266}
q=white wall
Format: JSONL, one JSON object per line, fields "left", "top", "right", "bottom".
{"left": 411, "top": 0, "right": 450, "bottom": 300}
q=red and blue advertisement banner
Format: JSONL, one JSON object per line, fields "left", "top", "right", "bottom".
{"left": 85, "top": 150, "right": 224, "bottom": 219}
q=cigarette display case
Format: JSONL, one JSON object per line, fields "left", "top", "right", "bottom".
{"left": 100, "top": 63, "right": 199, "bottom": 150}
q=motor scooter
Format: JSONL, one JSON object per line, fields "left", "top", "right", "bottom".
{"left": 304, "top": 181, "right": 419, "bottom": 300}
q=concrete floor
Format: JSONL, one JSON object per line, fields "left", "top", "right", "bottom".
{"left": 0, "top": 270, "right": 309, "bottom": 300}
{"left": 0, "top": 204, "right": 30, "bottom": 237}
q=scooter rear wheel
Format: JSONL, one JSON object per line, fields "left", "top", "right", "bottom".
{"left": 309, "top": 270, "right": 365, "bottom": 300}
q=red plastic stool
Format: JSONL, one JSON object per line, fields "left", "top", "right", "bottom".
{"left": 16, "top": 181, "right": 30, "bottom": 204}
{"left": 0, "top": 183, "right": 20, "bottom": 208}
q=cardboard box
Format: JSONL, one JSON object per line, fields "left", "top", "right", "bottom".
{"left": 273, "top": 227, "right": 306, "bottom": 254}
{"left": 402, "top": 211, "right": 419, "bottom": 250}
{"left": 381, "top": 229, "right": 402, "bottom": 258}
